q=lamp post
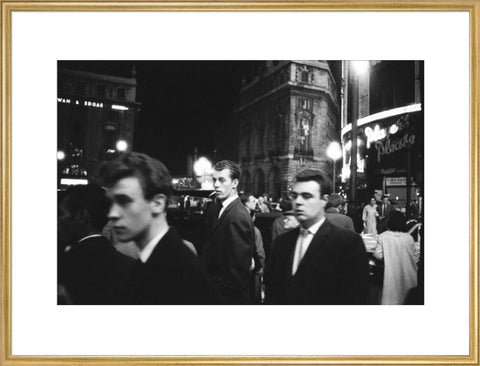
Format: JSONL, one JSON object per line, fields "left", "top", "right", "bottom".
{"left": 326, "top": 141, "right": 342, "bottom": 193}
{"left": 194, "top": 156, "right": 214, "bottom": 190}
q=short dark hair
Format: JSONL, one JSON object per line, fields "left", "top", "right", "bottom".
{"left": 98, "top": 152, "right": 172, "bottom": 200}
{"left": 326, "top": 193, "right": 343, "bottom": 209}
{"left": 63, "top": 184, "right": 110, "bottom": 231}
{"left": 213, "top": 160, "right": 241, "bottom": 181}
{"left": 386, "top": 210, "right": 407, "bottom": 232}
{"left": 294, "top": 169, "right": 331, "bottom": 197}
{"left": 279, "top": 197, "right": 293, "bottom": 212}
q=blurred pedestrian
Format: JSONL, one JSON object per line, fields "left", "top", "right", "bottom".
{"left": 374, "top": 210, "right": 419, "bottom": 305}
{"left": 362, "top": 197, "right": 379, "bottom": 234}
{"left": 325, "top": 193, "right": 355, "bottom": 231}
{"left": 266, "top": 169, "right": 369, "bottom": 304}
{"left": 99, "top": 152, "right": 213, "bottom": 304}
{"left": 377, "top": 195, "right": 393, "bottom": 233}
{"left": 201, "top": 160, "right": 255, "bottom": 304}
{"left": 58, "top": 184, "right": 134, "bottom": 304}
{"left": 257, "top": 196, "right": 270, "bottom": 213}
{"left": 271, "top": 196, "right": 299, "bottom": 243}
{"left": 262, "top": 193, "right": 273, "bottom": 212}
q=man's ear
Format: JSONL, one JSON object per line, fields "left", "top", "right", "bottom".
{"left": 151, "top": 193, "right": 167, "bottom": 214}
{"left": 232, "top": 178, "right": 239, "bottom": 189}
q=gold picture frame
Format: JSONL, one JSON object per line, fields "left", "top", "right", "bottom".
{"left": 1, "top": 1, "right": 478, "bottom": 365}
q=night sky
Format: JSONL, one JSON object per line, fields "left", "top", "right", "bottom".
{"left": 59, "top": 60, "right": 252, "bottom": 175}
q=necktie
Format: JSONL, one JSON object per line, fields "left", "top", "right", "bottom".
{"left": 292, "top": 228, "right": 310, "bottom": 275}
{"left": 382, "top": 204, "right": 385, "bottom": 216}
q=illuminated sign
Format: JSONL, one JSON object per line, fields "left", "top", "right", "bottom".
{"left": 375, "top": 133, "right": 416, "bottom": 162}
{"left": 341, "top": 103, "right": 422, "bottom": 136}
{"left": 60, "top": 178, "right": 88, "bottom": 186}
{"left": 386, "top": 177, "right": 407, "bottom": 186}
{"left": 57, "top": 97, "right": 104, "bottom": 108}
{"left": 84, "top": 101, "right": 103, "bottom": 108}
{"left": 112, "top": 105, "right": 129, "bottom": 111}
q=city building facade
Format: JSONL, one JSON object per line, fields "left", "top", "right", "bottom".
{"left": 57, "top": 67, "right": 140, "bottom": 186}
{"left": 234, "top": 61, "right": 340, "bottom": 199}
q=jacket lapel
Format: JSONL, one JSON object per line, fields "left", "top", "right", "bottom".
{"left": 210, "top": 197, "right": 238, "bottom": 234}
{"left": 295, "top": 220, "right": 333, "bottom": 275}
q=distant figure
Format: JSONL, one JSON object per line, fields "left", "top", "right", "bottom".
{"left": 266, "top": 169, "right": 370, "bottom": 305}
{"left": 257, "top": 196, "right": 270, "bottom": 213}
{"left": 374, "top": 210, "right": 419, "bottom": 305}
{"left": 325, "top": 193, "right": 355, "bottom": 231}
{"left": 262, "top": 193, "right": 274, "bottom": 212}
{"left": 99, "top": 152, "right": 213, "bottom": 305}
{"left": 271, "top": 197, "right": 299, "bottom": 243}
{"left": 245, "top": 195, "right": 257, "bottom": 214}
{"left": 376, "top": 195, "right": 394, "bottom": 233}
{"left": 58, "top": 184, "right": 134, "bottom": 305}
{"left": 201, "top": 160, "right": 255, "bottom": 304}
{"left": 362, "top": 197, "right": 379, "bottom": 234}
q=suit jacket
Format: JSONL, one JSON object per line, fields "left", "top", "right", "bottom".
{"left": 59, "top": 235, "right": 134, "bottom": 305}
{"left": 377, "top": 202, "right": 394, "bottom": 218}
{"left": 130, "top": 227, "right": 214, "bottom": 305}
{"left": 266, "top": 220, "right": 370, "bottom": 305}
{"left": 325, "top": 208, "right": 355, "bottom": 231}
{"left": 201, "top": 197, "right": 255, "bottom": 304}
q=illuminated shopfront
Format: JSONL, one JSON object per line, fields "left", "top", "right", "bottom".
{"left": 341, "top": 103, "right": 423, "bottom": 213}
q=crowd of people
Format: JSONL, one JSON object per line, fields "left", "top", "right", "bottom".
{"left": 57, "top": 151, "right": 422, "bottom": 306}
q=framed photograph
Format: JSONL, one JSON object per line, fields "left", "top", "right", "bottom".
{"left": 1, "top": 1, "right": 478, "bottom": 364}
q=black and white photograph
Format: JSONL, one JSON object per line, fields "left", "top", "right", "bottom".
{"left": 56, "top": 60, "right": 424, "bottom": 306}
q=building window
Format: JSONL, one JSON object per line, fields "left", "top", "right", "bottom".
{"left": 117, "top": 88, "right": 125, "bottom": 100}
{"left": 299, "top": 98, "right": 312, "bottom": 110}
{"left": 298, "top": 66, "right": 310, "bottom": 83}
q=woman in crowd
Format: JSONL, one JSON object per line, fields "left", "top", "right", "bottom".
{"left": 374, "top": 210, "right": 419, "bottom": 305}
{"left": 362, "top": 197, "right": 379, "bottom": 234}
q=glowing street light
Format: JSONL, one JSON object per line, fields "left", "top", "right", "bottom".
{"left": 57, "top": 150, "right": 66, "bottom": 160}
{"left": 326, "top": 141, "right": 342, "bottom": 193}
{"left": 194, "top": 157, "right": 214, "bottom": 190}
{"left": 351, "top": 60, "right": 370, "bottom": 76}
{"left": 116, "top": 140, "right": 128, "bottom": 152}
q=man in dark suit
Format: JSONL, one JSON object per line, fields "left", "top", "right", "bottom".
{"left": 201, "top": 160, "right": 255, "bottom": 304}
{"left": 377, "top": 195, "right": 394, "bottom": 233}
{"left": 265, "top": 169, "right": 370, "bottom": 305}
{"left": 58, "top": 184, "right": 134, "bottom": 305}
{"left": 325, "top": 193, "right": 355, "bottom": 232}
{"left": 99, "top": 152, "right": 213, "bottom": 305}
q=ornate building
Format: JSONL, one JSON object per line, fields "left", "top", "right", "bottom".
{"left": 57, "top": 67, "right": 140, "bottom": 186}
{"left": 233, "top": 61, "right": 340, "bottom": 199}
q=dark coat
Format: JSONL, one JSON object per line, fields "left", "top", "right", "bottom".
{"left": 266, "top": 220, "right": 370, "bottom": 305}
{"left": 59, "top": 235, "right": 134, "bottom": 305}
{"left": 201, "top": 197, "right": 255, "bottom": 304}
{"left": 130, "top": 227, "right": 214, "bottom": 305}
{"left": 325, "top": 208, "right": 355, "bottom": 232}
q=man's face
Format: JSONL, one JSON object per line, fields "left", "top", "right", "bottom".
{"left": 105, "top": 176, "right": 154, "bottom": 246}
{"left": 212, "top": 168, "right": 238, "bottom": 202}
{"left": 292, "top": 180, "right": 325, "bottom": 228}
{"left": 383, "top": 197, "right": 389, "bottom": 204}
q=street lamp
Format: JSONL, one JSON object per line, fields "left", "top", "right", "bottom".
{"left": 194, "top": 156, "right": 214, "bottom": 190}
{"left": 326, "top": 141, "right": 342, "bottom": 193}
{"left": 116, "top": 140, "right": 128, "bottom": 152}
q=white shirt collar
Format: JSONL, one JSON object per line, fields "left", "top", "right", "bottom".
{"left": 303, "top": 216, "right": 326, "bottom": 235}
{"left": 78, "top": 234, "right": 103, "bottom": 243}
{"left": 139, "top": 226, "right": 169, "bottom": 263}
{"left": 221, "top": 194, "right": 238, "bottom": 209}
{"left": 219, "top": 194, "right": 238, "bottom": 217}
